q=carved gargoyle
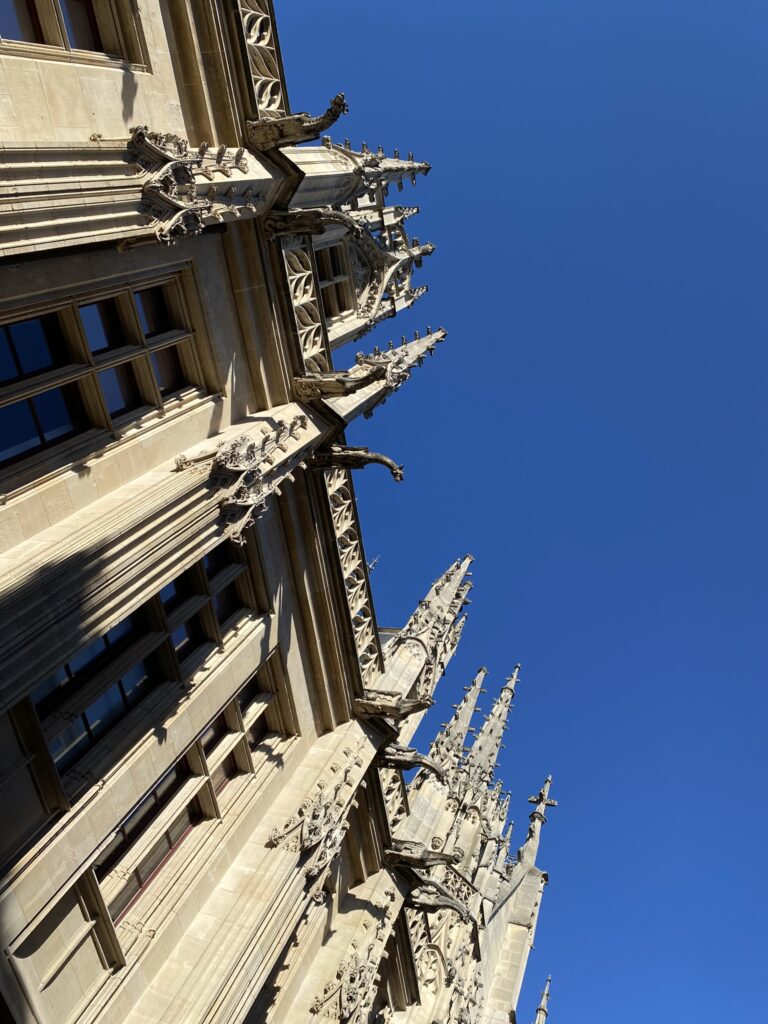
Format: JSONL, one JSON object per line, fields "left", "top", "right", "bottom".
{"left": 245, "top": 92, "right": 348, "bottom": 150}
{"left": 264, "top": 209, "right": 328, "bottom": 239}
{"left": 353, "top": 693, "right": 432, "bottom": 720}
{"left": 377, "top": 742, "right": 445, "bottom": 782}
{"left": 313, "top": 445, "right": 404, "bottom": 482}
{"left": 407, "top": 884, "right": 473, "bottom": 924}
{"left": 384, "top": 838, "right": 461, "bottom": 870}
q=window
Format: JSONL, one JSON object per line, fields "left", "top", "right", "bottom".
{"left": 0, "top": 281, "right": 204, "bottom": 471}
{"left": 315, "top": 244, "right": 356, "bottom": 322}
{"left": 32, "top": 538, "right": 261, "bottom": 780}
{"left": 0, "top": 0, "right": 147, "bottom": 64}
{"left": 94, "top": 761, "right": 200, "bottom": 920}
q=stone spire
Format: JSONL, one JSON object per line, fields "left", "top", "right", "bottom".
{"left": 517, "top": 776, "right": 557, "bottom": 867}
{"left": 463, "top": 666, "right": 520, "bottom": 792}
{"left": 428, "top": 667, "right": 487, "bottom": 774}
{"left": 533, "top": 976, "right": 552, "bottom": 1024}
{"left": 384, "top": 556, "right": 473, "bottom": 744}
{"left": 321, "top": 327, "right": 447, "bottom": 423}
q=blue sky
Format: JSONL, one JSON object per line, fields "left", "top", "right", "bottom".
{"left": 278, "top": 3, "right": 768, "bottom": 1020}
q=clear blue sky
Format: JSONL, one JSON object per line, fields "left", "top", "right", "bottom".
{"left": 278, "top": 3, "right": 768, "bottom": 1020}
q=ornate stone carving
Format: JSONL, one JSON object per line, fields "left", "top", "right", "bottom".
{"left": 128, "top": 126, "right": 256, "bottom": 244}
{"left": 269, "top": 746, "right": 363, "bottom": 854}
{"left": 246, "top": 93, "right": 347, "bottom": 150}
{"left": 310, "top": 893, "right": 397, "bottom": 1021}
{"left": 377, "top": 742, "right": 445, "bottom": 781}
{"left": 385, "top": 838, "right": 461, "bottom": 870}
{"left": 235, "top": 0, "right": 287, "bottom": 118}
{"left": 281, "top": 238, "right": 331, "bottom": 373}
{"left": 175, "top": 414, "right": 310, "bottom": 538}
{"left": 352, "top": 693, "right": 432, "bottom": 721}
{"left": 324, "top": 468, "right": 383, "bottom": 688}
{"left": 407, "top": 872, "right": 474, "bottom": 924}
{"left": 265, "top": 209, "right": 328, "bottom": 239}
{"left": 313, "top": 445, "right": 404, "bottom": 482}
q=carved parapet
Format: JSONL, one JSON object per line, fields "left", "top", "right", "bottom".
{"left": 314, "top": 445, "right": 404, "bottom": 482}
{"left": 323, "top": 468, "right": 384, "bottom": 689}
{"left": 246, "top": 92, "right": 347, "bottom": 150}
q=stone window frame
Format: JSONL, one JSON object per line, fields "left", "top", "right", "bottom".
{"left": 0, "top": 0, "right": 150, "bottom": 70}
{"left": 0, "top": 267, "right": 218, "bottom": 493}
{"left": 31, "top": 535, "right": 267, "bottom": 796}
{"left": 0, "top": 700, "right": 69, "bottom": 874}
{"left": 313, "top": 241, "right": 357, "bottom": 324}
{"left": 7, "top": 870, "right": 123, "bottom": 1023}
{"left": 92, "top": 653, "right": 295, "bottom": 926}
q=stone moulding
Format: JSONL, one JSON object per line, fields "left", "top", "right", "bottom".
{"left": 323, "top": 467, "right": 384, "bottom": 689}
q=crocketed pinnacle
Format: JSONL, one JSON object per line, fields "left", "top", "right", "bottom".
{"left": 428, "top": 667, "right": 487, "bottom": 773}
{"left": 464, "top": 665, "right": 520, "bottom": 788}
{"left": 325, "top": 327, "right": 447, "bottom": 423}
{"left": 533, "top": 976, "right": 552, "bottom": 1024}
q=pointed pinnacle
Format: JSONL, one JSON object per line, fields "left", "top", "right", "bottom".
{"left": 534, "top": 977, "right": 551, "bottom": 1023}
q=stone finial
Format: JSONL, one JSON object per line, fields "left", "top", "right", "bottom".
{"left": 534, "top": 976, "right": 552, "bottom": 1024}
{"left": 517, "top": 776, "right": 557, "bottom": 867}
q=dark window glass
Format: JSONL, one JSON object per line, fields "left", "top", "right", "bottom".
{"left": 7, "top": 315, "right": 65, "bottom": 377}
{"left": 213, "top": 583, "right": 240, "bottom": 626}
{"left": 121, "top": 661, "right": 151, "bottom": 706}
{"left": 106, "top": 616, "right": 134, "bottom": 646}
{"left": 98, "top": 363, "right": 142, "bottom": 417}
{"left": 60, "top": 0, "right": 102, "bottom": 52}
{"left": 0, "top": 333, "right": 18, "bottom": 382}
{"left": 150, "top": 346, "right": 185, "bottom": 396}
{"left": 31, "top": 384, "right": 81, "bottom": 442}
{"left": 68, "top": 636, "right": 107, "bottom": 674}
{"left": 32, "top": 665, "right": 70, "bottom": 713}
{"left": 84, "top": 684, "right": 124, "bottom": 739}
{"left": 135, "top": 288, "right": 173, "bottom": 338}
{"left": 210, "top": 754, "right": 237, "bottom": 794}
{"left": 199, "top": 715, "right": 226, "bottom": 755}
{"left": 0, "top": 2, "right": 43, "bottom": 44}
{"left": 80, "top": 300, "right": 124, "bottom": 354}
{"left": 0, "top": 400, "right": 39, "bottom": 463}
{"left": 171, "top": 616, "right": 204, "bottom": 662}
{"left": 202, "top": 544, "right": 231, "bottom": 580}
{"left": 49, "top": 718, "right": 89, "bottom": 771}
{"left": 159, "top": 580, "right": 178, "bottom": 609}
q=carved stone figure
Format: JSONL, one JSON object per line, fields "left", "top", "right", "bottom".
{"left": 313, "top": 445, "right": 404, "bottom": 482}
{"left": 246, "top": 92, "right": 348, "bottom": 150}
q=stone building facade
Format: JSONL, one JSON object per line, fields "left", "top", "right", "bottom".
{"left": 0, "top": 3, "right": 556, "bottom": 1022}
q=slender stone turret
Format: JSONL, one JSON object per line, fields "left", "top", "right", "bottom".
{"left": 428, "top": 667, "right": 487, "bottom": 774}
{"left": 533, "top": 976, "right": 552, "bottom": 1024}
{"left": 517, "top": 776, "right": 557, "bottom": 867}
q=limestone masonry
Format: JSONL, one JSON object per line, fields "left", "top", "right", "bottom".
{"left": 0, "top": 3, "right": 557, "bottom": 1021}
